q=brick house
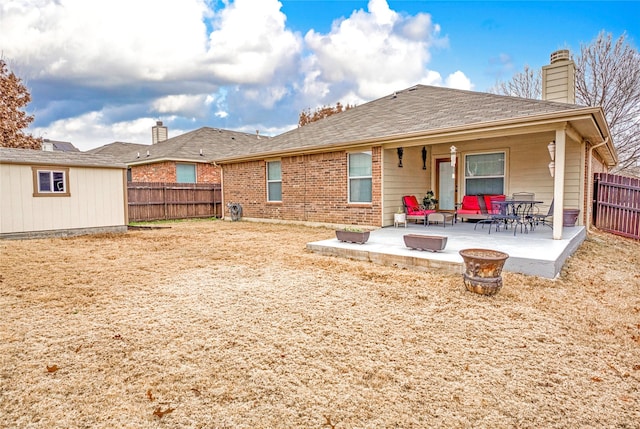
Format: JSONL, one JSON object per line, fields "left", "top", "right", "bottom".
{"left": 89, "top": 125, "right": 268, "bottom": 184}
{"left": 215, "top": 51, "right": 617, "bottom": 240}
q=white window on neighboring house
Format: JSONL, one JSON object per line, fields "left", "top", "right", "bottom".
{"left": 176, "top": 163, "right": 196, "bottom": 183}
{"left": 464, "top": 152, "right": 505, "bottom": 195}
{"left": 266, "top": 160, "right": 282, "bottom": 202}
{"left": 32, "top": 167, "right": 70, "bottom": 197}
{"left": 348, "top": 151, "right": 372, "bottom": 203}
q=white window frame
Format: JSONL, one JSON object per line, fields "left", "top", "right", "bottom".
{"left": 347, "top": 150, "right": 372, "bottom": 204}
{"left": 463, "top": 151, "right": 506, "bottom": 195}
{"left": 266, "top": 160, "right": 282, "bottom": 202}
{"left": 32, "top": 167, "right": 70, "bottom": 197}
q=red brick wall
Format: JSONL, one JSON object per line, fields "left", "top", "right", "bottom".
{"left": 222, "top": 147, "right": 382, "bottom": 226}
{"left": 131, "top": 161, "right": 220, "bottom": 183}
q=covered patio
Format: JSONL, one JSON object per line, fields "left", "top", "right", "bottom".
{"left": 307, "top": 220, "right": 586, "bottom": 279}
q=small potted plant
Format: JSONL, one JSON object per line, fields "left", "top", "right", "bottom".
{"left": 423, "top": 191, "right": 438, "bottom": 210}
{"left": 394, "top": 207, "right": 406, "bottom": 227}
{"left": 335, "top": 226, "right": 370, "bottom": 244}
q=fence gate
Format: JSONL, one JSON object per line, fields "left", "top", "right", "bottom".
{"left": 593, "top": 173, "right": 640, "bottom": 240}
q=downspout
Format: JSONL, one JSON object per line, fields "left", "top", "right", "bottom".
{"left": 218, "top": 162, "right": 225, "bottom": 220}
{"left": 586, "top": 137, "right": 609, "bottom": 232}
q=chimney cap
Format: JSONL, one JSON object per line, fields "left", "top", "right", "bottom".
{"left": 550, "top": 49, "right": 570, "bottom": 64}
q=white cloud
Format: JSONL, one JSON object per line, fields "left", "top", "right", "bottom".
{"left": 31, "top": 112, "right": 185, "bottom": 150}
{"left": 0, "top": 0, "right": 211, "bottom": 83}
{"left": 206, "top": 0, "right": 302, "bottom": 85}
{"left": 445, "top": 71, "right": 473, "bottom": 90}
{"left": 302, "top": 0, "right": 445, "bottom": 103}
{"left": 151, "top": 94, "right": 211, "bottom": 117}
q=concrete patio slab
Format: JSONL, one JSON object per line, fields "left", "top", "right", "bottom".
{"left": 307, "top": 221, "right": 586, "bottom": 278}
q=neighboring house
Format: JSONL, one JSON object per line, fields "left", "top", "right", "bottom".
{"left": 87, "top": 141, "right": 150, "bottom": 181}
{"left": 214, "top": 51, "right": 617, "bottom": 240}
{"left": 0, "top": 147, "right": 128, "bottom": 239}
{"left": 41, "top": 138, "right": 80, "bottom": 152}
{"left": 89, "top": 126, "right": 268, "bottom": 184}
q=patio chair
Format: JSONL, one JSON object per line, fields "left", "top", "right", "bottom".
{"left": 532, "top": 199, "right": 554, "bottom": 228}
{"left": 473, "top": 195, "right": 501, "bottom": 233}
{"left": 475, "top": 195, "right": 523, "bottom": 235}
{"left": 402, "top": 195, "right": 434, "bottom": 225}
{"left": 512, "top": 192, "right": 535, "bottom": 228}
{"left": 512, "top": 192, "right": 535, "bottom": 201}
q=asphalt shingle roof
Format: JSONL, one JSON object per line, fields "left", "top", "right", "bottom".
{"left": 0, "top": 147, "right": 125, "bottom": 168}
{"left": 125, "top": 127, "right": 269, "bottom": 165}
{"left": 215, "top": 84, "right": 587, "bottom": 161}
{"left": 87, "top": 141, "right": 150, "bottom": 160}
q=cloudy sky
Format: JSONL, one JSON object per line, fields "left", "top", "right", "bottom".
{"left": 1, "top": 0, "right": 638, "bottom": 151}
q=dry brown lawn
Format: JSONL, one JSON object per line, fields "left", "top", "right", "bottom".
{"left": 1, "top": 219, "right": 639, "bottom": 428}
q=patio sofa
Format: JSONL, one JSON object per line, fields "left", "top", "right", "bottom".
{"left": 456, "top": 194, "right": 506, "bottom": 221}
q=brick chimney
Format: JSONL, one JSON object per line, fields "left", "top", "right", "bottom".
{"left": 542, "top": 49, "right": 576, "bottom": 104}
{"left": 151, "top": 121, "right": 168, "bottom": 144}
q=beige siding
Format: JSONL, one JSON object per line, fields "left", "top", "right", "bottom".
{"left": 1, "top": 164, "right": 126, "bottom": 234}
{"left": 381, "top": 132, "right": 585, "bottom": 226}
{"left": 383, "top": 146, "right": 430, "bottom": 225}
{"left": 542, "top": 60, "right": 576, "bottom": 104}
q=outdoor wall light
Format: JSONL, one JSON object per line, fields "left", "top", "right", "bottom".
{"left": 397, "top": 147, "right": 404, "bottom": 167}
{"left": 450, "top": 145, "right": 457, "bottom": 179}
{"left": 547, "top": 140, "right": 556, "bottom": 161}
{"left": 547, "top": 140, "right": 556, "bottom": 177}
{"left": 422, "top": 146, "right": 427, "bottom": 170}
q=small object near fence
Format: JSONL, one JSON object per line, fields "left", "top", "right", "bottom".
{"left": 227, "top": 202, "right": 243, "bottom": 221}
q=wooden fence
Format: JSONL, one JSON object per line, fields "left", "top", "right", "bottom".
{"left": 593, "top": 173, "right": 640, "bottom": 240}
{"left": 127, "top": 182, "right": 222, "bottom": 222}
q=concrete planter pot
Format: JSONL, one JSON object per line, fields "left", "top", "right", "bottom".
{"left": 336, "top": 230, "right": 370, "bottom": 244}
{"left": 459, "top": 248, "right": 509, "bottom": 296}
{"left": 403, "top": 234, "right": 447, "bottom": 252}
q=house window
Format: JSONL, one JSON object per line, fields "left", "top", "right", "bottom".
{"left": 266, "top": 160, "right": 282, "bottom": 202}
{"left": 176, "top": 163, "right": 196, "bottom": 183}
{"left": 32, "top": 167, "right": 70, "bottom": 197}
{"left": 348, "top": 151, "right": 372, "bottom": 203}
{"left": 464, "top": 152, "right": 505, "bottom": 195}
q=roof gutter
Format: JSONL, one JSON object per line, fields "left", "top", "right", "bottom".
{"left": 127, "top": 157, "right": 213, "bottom": 167}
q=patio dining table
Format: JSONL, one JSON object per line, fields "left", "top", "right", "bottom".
{"left": 492, "top": 199, "right": 544, "bottom": 232}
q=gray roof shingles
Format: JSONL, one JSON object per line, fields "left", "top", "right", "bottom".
{"left": 215, "top": 84, "right": 587, "bottom": 161}
{"left": 0, "top": 147, "right": 125, "bottom": 168}
{"left": 127, "top": 127, "right": 268, "bottom": 164}
{"left": 87, "top": 141, "right": 150, "bottom": 160}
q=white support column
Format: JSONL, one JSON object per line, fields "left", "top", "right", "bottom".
{"left": 552, "top": 128, "right": 566, "bottom": 239}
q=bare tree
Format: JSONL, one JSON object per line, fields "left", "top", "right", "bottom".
{"left": 575, "top": 32, "right": 640, "bottom": 173}
{"left": 0, "top": 58, "right": 42, "bottom": 149}
{"left": 492, "top": 65, "right": 541, "bottom": 99}
{"left": 492, "top": 32, "right": 640, "bottom": 176}
{"left": 298, "top": 102, "right": 354, "bottom": 127}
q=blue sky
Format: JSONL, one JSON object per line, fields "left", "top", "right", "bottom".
{"left": 1, "top": 0, "right": 638, "bottom": 151}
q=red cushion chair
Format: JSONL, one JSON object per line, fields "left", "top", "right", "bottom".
{"left": 402, "top": 195, "right": 435, "bottom": 224}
